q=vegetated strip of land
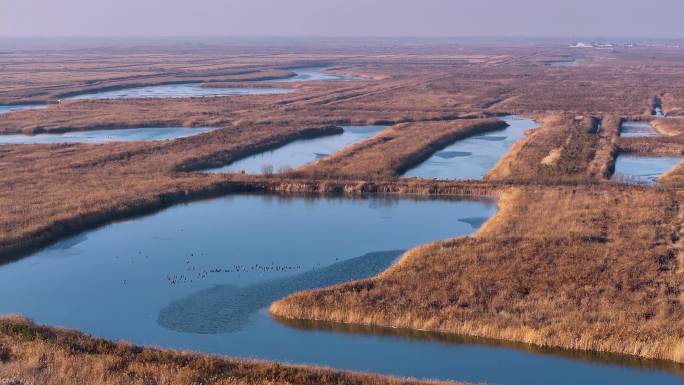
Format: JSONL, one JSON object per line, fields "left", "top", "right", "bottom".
{"left": 0, "top": 316, "right": 462, "bottom": 385}
{"left": 291, "top": 119, "right": 506, "bottom": 179}
{"left": 271, "top": 186, "right": 684, "bottom": 363}
{"left": 485, "top": 114, "right": 611, "bottom": 182}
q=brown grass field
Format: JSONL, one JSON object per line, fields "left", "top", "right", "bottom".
{"left": 2, "top": 40, "right": 684, "bottom": 382}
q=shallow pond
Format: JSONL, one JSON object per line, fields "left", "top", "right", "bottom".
{"left": 0, "top": 194, "right": 682, "bottom": 385}
{"left": 0, "top": 126, "right": 214, "bottom": 144}
{"left": 0, "top": 103, "right": 47, "bottom": 114}
{"left": 206, "top": 125, "right": 388, "bottom": 174}
{"left": 611, "top": 155, "right": 682, "bottom": 184}
{"left": 403, "top": 115, "right": 537, "bottom": 180}
{"left": 620, "top": 121, "right": 660, "bottom": 137}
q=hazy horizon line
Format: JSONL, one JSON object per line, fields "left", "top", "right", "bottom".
{"left": 1, "top": 35, "right": 683, "bottom": 42}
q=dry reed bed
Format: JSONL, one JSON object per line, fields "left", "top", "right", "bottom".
{"left": 0, "top": 317, "right": 460, "bottom": 385}
{"left": 617, "top": 136, "right": 684, "bottom": 156}
{"left": 586, "top": 115, "right": 620, "bottom": 179}
{"left": 291, "top": 119, "right": 507, "bottom": 179}
{"left": 652, "top": 118, "right": 684, "bottom": 136}
{"left": 271, "top": 186, "right": 684, "bottom": 363}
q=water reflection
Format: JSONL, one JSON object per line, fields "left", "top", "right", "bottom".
{"left": 275, "top": 317, "right": 684, "bottom": 379}
{"left": 205, "top": 125, "right": 388, "bottom": 174}
{"left": 65, "top": 83, "right": 289, "bottom": 100}
{"left": 159, "top": 250, "right": 403, "bottom": 334}
{"left": 270, "top": 67, "right": 356, "bottom": 82}
{"left": 402, "top": 115, "right": 537, "bottom": 180}
{"left": 620, "top": 121, "right": 660, "bottom": 137}
{"left": 0, "top": 104, "right": 47, "bottom": 114}
{"left": 0, "top": 194, "right": 680, "bottom": 384}
{"left": 0, "top": 126, "right": 215, "bottom": 144}
{"left": 611, "top": 155, "right": 682, "bottom": 184}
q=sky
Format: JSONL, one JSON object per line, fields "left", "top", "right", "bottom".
{"left": 1, "top": 0, "right": 683, "bottom": 39}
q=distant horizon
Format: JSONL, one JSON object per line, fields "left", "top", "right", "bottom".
{"left": 0, "top": 35, "right": 682, "bottom": 44}
{"left": 2, "top": 0, "right": 683, "bottom": 39}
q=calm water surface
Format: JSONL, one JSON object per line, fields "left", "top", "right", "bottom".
{"left": 206, "top": 125, "right": 388, "bottom": 174}
{"left": 271, "top": 67, "right": 356, "bottom": 82}
{"left": 64, "top": 68, "right": 351, "bottom": 100}
{"left": 0, "top": 194, "right": 682, "bottom": 385}
{"left": 0, "top": 104, "right": 46, "bottom": 114}
{"left": 66, "top": 83, "right": 289, "bottom": 100}
{"left": 620, "top": 121, "right": 660, "bottom": 137}
{"left": 0, "top": 126, "right": 214, "bottom": 144}
{"left": 403, "top": 115, "right": 537, "bottom": 180}
{"left": 544, "top": 60, "right": 576, "bottom": 66}
{"left": 612, "top": 155, "right": 682, "bottom": 184}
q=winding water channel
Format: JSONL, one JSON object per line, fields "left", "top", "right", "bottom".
{"left": 65, "top": 83, "right": 289, "bottom": 100}
{"left": 63, "top": 67, "right": 349, "bottom": 100}
{"left": 0, "top": 194, "right": 682, "bottom": 385}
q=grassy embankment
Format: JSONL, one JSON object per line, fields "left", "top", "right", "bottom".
{"left": 0, "top": 317, "right": 460, "bottom": 385}
{"left": 484, "top": 114, "right": 607, "bottom": 182}
{"left": 271, "top": 186, "right": 684, "bottom": 364}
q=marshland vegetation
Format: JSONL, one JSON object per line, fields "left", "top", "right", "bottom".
{"left": 2, "top": 41, "right": 684, "bottom": 384}
{"left": 0, "top": 316, "right": 459, "bottom": 385}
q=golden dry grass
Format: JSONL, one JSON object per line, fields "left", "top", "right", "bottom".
{"left": 0, "top": 316, "right": 460, "bottom": 385}
{"left": 271, "top": 186, "right": 684, "bottom": 363}
{"left": 485, "top": 114, "right": 602, "bottom": 181}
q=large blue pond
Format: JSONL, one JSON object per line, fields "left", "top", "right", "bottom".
{"left": 0, "top": 194, "right": 682, "bottom": 385}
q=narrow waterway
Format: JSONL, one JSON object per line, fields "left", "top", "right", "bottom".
{"left": 620, "top": 121, "right": 660, "bottom": 137}
{"left": 0, "top": 103, "right": 47, "bottom": 114}
{"left": 62, "top": 68, "right": 350, "bottom": 100}
{"left": 205, "top": 125, "right": 388, "bottom": 174}
{"left": 403, "top": 115, "right": 537, "bottom": 180}
{"left": 0, "top": 126, "right": 214, "bottom": 144}
{"left": 65, "top": 83, "right": 289, "bottom": 100}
